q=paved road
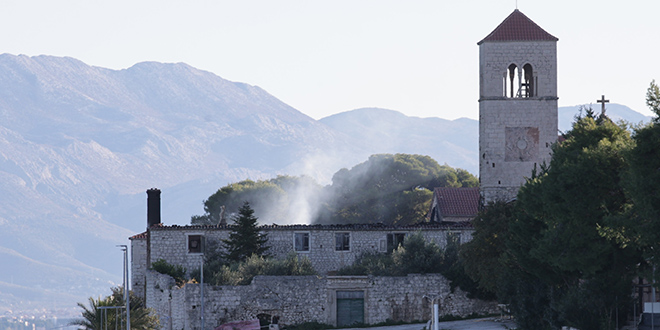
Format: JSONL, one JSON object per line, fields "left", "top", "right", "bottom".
{"left": 336, "top": 318, "right": 516, "bottom": 330}
{"left": 433, "top": 318, "right": 515, "bottom": 330}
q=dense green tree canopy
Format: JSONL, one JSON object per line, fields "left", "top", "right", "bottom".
{"left": 192, "top": 175, "right": 322, "bottom": 225}
{"left": 506, "top": 114, "right": 639, "bottom": 330}
{"left": 462, "top": 112, "right": 641, "bottom": 330}
{"left": 626, "top": 80, "right": 660, "bottom": 278}
{"left": 317, "top": 154, "right": 477, "bottom": 224}
{"left": 192, "top": 154, "right": 477, "bottom": 226}
{"left": 460, "top": 200, "right": 514, "bottom": 295}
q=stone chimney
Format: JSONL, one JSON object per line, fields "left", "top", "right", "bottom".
{"left": 146, "top": 188, "right": 161, "bottom": 228}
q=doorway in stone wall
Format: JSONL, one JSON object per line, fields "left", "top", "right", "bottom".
{"left": 336, "top": 291, "right": 364, "bottom": 327}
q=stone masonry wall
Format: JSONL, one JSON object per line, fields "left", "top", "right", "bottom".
{"left": 147, "top": 226, "right": 473, "bottom": 277}
{"left": 479, "top": 41, "right": 557, "bottom": 98}
{"left": 365, "top": 275, "right": 496, "bottom": 324}
{"left": 479, "top": 40, "right": 558, "bottom": 203}
{"left": 131, "top": 238, "right": 148, "bottom": 300}
{"left": 146, "top": 271, "right": 499, "bottom": 330}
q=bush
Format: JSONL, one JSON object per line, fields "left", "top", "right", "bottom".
{"left": 199, "top": 253, "right": 316, "bottom": 286}
{"left": 335, "top": 232, "right": 490, "bottom": 300}
{"left": 337, "top": 232, "right": 444, "bottom": 276}
{"left": 337, "top": 233, "right": 449, "bottom": 276}
{"left": 392, "top": 232, "right": 444, "bottom": 275}
{"left": 336, "top": 252, "right": 393, "bottom": 276}
{"left": 151, "top": 259, "right": 187, "bottom": 286}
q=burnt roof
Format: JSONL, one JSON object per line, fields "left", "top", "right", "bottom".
{"left": 144, "top": 221, "right": 473, "bottom": 233}
{"left": 478, "top": 9, "right": 558, "bottom": 45}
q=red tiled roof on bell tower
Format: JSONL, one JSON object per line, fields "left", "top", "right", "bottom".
{"left": 478, "top": 9, "right": 558, "bottom": 45}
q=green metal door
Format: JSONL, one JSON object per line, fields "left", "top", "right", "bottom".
{"left": 336, "top": 291, "right": 364, "bottom": 327}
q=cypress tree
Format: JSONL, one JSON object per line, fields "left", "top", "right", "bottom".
{"left": 222, "top": 201, "right": 269, "bottom": 262}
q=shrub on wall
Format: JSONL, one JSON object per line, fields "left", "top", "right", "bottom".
{"left": 336, "top": 251, "right": 393, "bottom": 276}
{"left": 337, "top": 232, "right": 443, "bottom": 276}
{"left": 336, "top": 232, "right": 491, "bottom": 300}
{"left": 196, "top": 253, "right": 316, "bottom": 286}
{"left": 151, "top": 259, "right": 187, "bottom": 286}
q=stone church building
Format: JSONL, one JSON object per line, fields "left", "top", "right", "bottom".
{"left": 129, "top": 9, "right": 558, "bottom": 330}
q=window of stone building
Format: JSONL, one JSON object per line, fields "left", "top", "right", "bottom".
{"left": 294, "top": 232, "right": 310, "bottom": 252}
{"left": 335, "top": 232, "right": 350, "bottom": 251}
{"left": 188, "top": 235, "right": 204, "bottom": 254}
{"left": 386, "top": 233, "right": 406, "bottom": 253}
{"left": 446, "top": 232, "right": 461, "bottom": 245}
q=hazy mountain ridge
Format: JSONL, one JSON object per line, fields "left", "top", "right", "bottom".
{"left": 320, "top": 108, "right": 479, "bottom": 173}
{"left": 0, "top": 53, "right": 651, "bottom": 317}
{"left": 558, "top": 103, "right": 653, "bottom": 132}
{"left": 0, "top": 54, "right": 355, "bottom": 316}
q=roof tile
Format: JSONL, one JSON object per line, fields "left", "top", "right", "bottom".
{"left": 130, "top": 231, "right": 148, "bottom": 240}
{"left": 478, "top": 9, "right": 558, "bottom": 45}
{"left": 433, "top": 187, "right": 480, "bottom": 217}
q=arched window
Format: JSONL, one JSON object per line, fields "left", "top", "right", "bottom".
{"left": 522, "top": 64, "right": 534, "bottom": 97}
{"left": 504, "top": 64, "right": 519, "bottom": 98}
{"left": 503, "top": 63, "right": 535, "bottom": 98}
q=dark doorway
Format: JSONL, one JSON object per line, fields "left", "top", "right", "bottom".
{"left": 336, "top": 291, "right": 364, "bottom": 327}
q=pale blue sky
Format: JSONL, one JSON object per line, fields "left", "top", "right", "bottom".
{"left": 1, "top": 0, "right": 657, "bottom": 120}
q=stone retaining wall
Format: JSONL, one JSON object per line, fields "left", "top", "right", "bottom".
{"left": 146, "top": 271, "right": 498, "bottom": 330}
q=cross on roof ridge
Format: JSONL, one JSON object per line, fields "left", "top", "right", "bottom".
{"left": 597, "top": 95, "right": 610, "bottom": 116}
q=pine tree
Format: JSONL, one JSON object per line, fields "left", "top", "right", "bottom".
{"left": 646, "top": 79, "right": 660, "bottom": 119}
{"left": 222, "top": 201, "right": 269, "bottom": 262}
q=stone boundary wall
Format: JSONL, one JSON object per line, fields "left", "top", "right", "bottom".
{"left": 146, "top": 271, "right": 498, "bottom": 330}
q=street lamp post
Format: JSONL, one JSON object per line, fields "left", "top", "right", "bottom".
{"left": 118, "top": 245, "right": 130, "bottom": 330}
{"left": 422, "top": 295, "right": 440, "bottom": 330}
{"left": 201, "top": 261, "right": 205, "bottom": 330}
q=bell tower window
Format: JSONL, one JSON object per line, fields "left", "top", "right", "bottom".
{"left": 522, "top": 64, "right": 535, "bottom": 97}
{"left": 504, "top": 64, "right": 519, "bottom": 98}
{"left": 504, "top": 63, "right": 535, "bottom": 98}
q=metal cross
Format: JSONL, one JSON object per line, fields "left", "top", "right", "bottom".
{"left": 597, "top": 95, "right": 609, "bottom": 116}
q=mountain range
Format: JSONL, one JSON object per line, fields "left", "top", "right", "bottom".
{"left": 0, "top": 54, "right": 651, "bottom": 317}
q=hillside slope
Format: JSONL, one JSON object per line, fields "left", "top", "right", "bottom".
{"left": 0, "top": 54, "right": 355, "bottom": 316}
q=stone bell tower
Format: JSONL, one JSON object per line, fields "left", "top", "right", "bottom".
{"left": 478, "top": 10, "right": 558, "bottom": 203}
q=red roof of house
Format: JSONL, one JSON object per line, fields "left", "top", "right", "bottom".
{"left": 129, "top": 231, "right": 147, "bottom": 240}
{"left": 478, "top": 9, "right": 558, "bottom": 45}
{"left": 433, "top": 187, "right": 480, "bottom": 217}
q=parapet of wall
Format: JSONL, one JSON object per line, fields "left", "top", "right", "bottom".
{"left": 146, "top": 271, "right": 498, "bottom": 330}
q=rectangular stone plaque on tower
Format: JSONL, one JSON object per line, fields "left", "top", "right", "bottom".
{"left": 505, "top": 127, "right": 539, "bottom": 162}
